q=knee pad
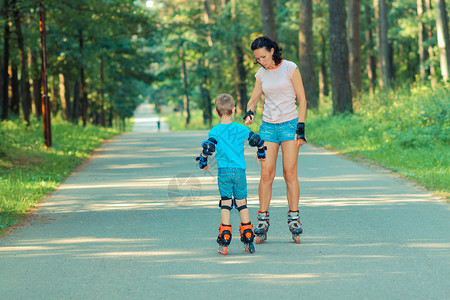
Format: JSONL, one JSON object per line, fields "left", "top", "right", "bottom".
{"left": 234, "top": 198, "right": 248, "bottom": 211}
{"left": 219, "top": 197, "right": 233, "bottom": 210}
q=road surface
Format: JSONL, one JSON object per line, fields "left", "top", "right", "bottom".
{"left": 1, "top": 104, "right": 449, "bottom": 299}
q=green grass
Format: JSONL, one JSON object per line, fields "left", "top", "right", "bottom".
{"left": 0, "top": 117, "right": 123, "bottom": 236}
{"left": 308, "top": 83, "right": 449, "bottom": 200}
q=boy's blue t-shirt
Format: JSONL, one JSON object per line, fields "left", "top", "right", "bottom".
{"left": 208, "top": 122, "right": 251, "bottom": 169}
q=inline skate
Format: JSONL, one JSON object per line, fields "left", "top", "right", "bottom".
{"left": 217, "top": 223, "right": 232, "bottom": 255}
{"left": 240, "top": 221, "right": 255, "bottom": 253}
{"left": 254, "top": 211, "right": 270, "bottom": 244}
{"left": 288, "top": 210, "right": 302, "bottom": 243}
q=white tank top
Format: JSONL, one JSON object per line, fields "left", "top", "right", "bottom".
{"left": 255, "top": 60, "right": 299, "bottom": 123}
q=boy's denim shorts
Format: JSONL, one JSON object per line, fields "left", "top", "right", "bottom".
{"left": 259, "top": 117, "right": 298, "bottom": 145}
{"left": 218, "top": 168, "right": 247, "bottom": 200}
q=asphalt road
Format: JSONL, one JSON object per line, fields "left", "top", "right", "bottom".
{"left": 1, "top": 105, "right": 449, "bottom": 299}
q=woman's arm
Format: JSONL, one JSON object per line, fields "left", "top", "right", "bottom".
{"left": 244, "top": 80, "right": 263, "bottom": 125}
{"left": 291, "top": 68, "right": 307, "bottom": 123}
{"left": 291, "top": 68, "right": 307, "bottom": 146}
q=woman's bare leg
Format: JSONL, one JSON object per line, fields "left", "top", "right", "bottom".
{"left": 281, "top": 140, "right": 300, "bottom": 211}
{"left": 258, "top": 142, "right": 279, "bottom": 212}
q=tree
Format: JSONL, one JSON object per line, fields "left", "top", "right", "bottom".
{"left": 12, "top": 0, "right": 32, "bottom": 124}
{"left": 259, "top": 0, "right": 277, "bottom": 40}
{"left": 1, "top": 0, "right": 10, "bottom": 120}
{"left": 348, "top": 0, "right": 362, "bottom": 96}
{"left": 434, "top": 0, "right": 450, "bottom": 81}
{"left": 328, "top": 0, "right": 353, "bottom": 114}
{"left": 418, "top": 0, "right": 427, "bottom": 79}
{"left": 299, "top": 0, "right": 318, "bottom": 108}
{"left": 364, "top": 3, "right": 377, "bottom": 89}
{"left": 425, "top": 0, "right": 437, "bottom": 83}
{"left": 374, "top": 0, "right": 392, "bottom": 88}
{"left": 229, "top": 0, "right": 248, "bottom": 112}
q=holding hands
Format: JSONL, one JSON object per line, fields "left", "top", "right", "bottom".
{"left": 243, "top": 110, "right": 254, "bottom": 125}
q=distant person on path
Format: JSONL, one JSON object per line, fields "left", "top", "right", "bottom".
{"left": 244, "top": 36, "right": 307, "bottom": 244}
{"left": 196, "top": 93, "right": 267, "bottom": 255}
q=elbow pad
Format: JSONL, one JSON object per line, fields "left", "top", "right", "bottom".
{"left": 248, "top": 132, "right": 264, "bottom": 148}
{"left": 201, "top": 138, "right": 217, "bottom": 156}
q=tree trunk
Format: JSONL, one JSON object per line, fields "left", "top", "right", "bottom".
{"left": 50, "top": 76, "right": 58, "bottom": 117}
{"left": 364, "top": 4, "right": 377, "bottom": 89}
{"left": 418, "top": 0, "right": 428, "bottom": 80}
{"left": 259, "top": 0, "right": 277, "bottom": 40}
{"left": 100, "top": 56, "right": 105, "bottom": 127}
{"left": 425, "top": 0, "right": 437, "bottom": 84}
{"left": 180, "top": 50, "right": 190, "bottom": 125}
{"left": 234, "top": 43, "right": 247, "bottom": 112}
{"left": 329, "top": 0, "right": 353, "bottom": 114}
{"left": 199, "top": 60, "right": 212, "bottom": 126}
{"left": 202, "top": 0, "right": 214, "bottom": 125}
{"left": 30, "top": 50, "right": 41, "bottom": 117}
{"left": 434, "top": 0, "right": 450, "bottom": 81}
{"left": 59, "top": 73, "right": 70, "bottom": 120}
{"left": 12, "top": 0, "right": 31, "bottom": 124}
{"left": 79, "top": 29, "right": 87, "bottom": 126}
{"left": 108, "top": 106, "right": 113, "bottom": 127}
{"left": 10, "top": 62, "right": 19, "bottom": 115}
{"left": 2, "top": 0, "right": 10, "bottom": 120}
{"left": 72, "top": 80, "right": 80, "bottom": 122}
{"left": 319, "top": 31, "right": 329, "bottom": 97}
{"left": 299, "top": 0, "right": 318, "bottom": 108}
{"left": 348, "top": 0, "right": 362, "bottom": 96}
{"left": 374, "top": 0, "right": 391, "bottom": 88}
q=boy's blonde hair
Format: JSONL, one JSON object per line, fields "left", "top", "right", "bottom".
{"left": 215, "top": 93, "right": 235, "bottom": 117}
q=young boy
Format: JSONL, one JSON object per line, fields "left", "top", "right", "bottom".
{"left": 196, "top": 94, "right": 267, "bottom": 255}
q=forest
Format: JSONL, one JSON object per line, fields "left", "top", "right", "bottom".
{"left": 1, "top": 0, "right": 449, "bottom": 127}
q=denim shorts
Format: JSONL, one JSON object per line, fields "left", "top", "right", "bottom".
{"left": 218, "top": 168, "right": 247, "bottom": 200}
{"left": 259, "top": 117, "right": 298, "bottom": 144}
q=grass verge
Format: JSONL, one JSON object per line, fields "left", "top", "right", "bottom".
{"left": 308, "top": 84, "right": 449, "bottom": 201}
{"left": 0, "top": 117, "right": 123, "bottom": 236}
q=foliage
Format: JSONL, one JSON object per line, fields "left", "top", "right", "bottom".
{"left": 308, "top": 83, "right": 449, "bottom": 199}
{"left": 1, "top": 0, "right": 158, "bottom": 123}
{"left": 0, "top": 117, "right": 121, "bottom": 235}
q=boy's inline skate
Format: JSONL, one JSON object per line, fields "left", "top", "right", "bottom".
{"left": 217, "top": 223, "right": 232, "bottom": 255}
{"left": 254, "top": 211, "right": 270, "bottom": 244}
{"left": 240, "top": 222, "right": 255, "bottom": 253}
{"left": 288, "top": 210, "right": 302, "bottom": 243}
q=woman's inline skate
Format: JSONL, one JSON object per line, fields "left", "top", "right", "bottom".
{"left": 240, "top": 222, "right": 255, "bottom": 253}
{"left": 288, "top": 210, "right": 302, "bottom": 243}
{"left": 217, "top": 223, "right": 232, "bottom": 255}
{"left": 254, "top": 211, "right": 270, "bottom": 244}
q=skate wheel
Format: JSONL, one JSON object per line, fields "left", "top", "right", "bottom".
{"left": 218, "top": 246, "right": 228, "bottom": 255}
{"left": 245, "top": 243, "right": 255, "bottom": 253}
{"left": 255, "top": 235, "right": 266, "bottom": 244}
{"left": 293, "top": 235, "right": 300, "bottom": 244}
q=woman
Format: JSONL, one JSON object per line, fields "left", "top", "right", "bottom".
{"left": 244, "top": 36, "right": 307, "bottom": 244}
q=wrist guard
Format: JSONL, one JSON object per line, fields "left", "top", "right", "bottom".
{"left": 196, "top": 154, "right": 208, "bottom": 169}
{"left": 243, "top": 110, "right": 254, "bottom": 121}
{"left": 296, "top": 122, "right": 307, "bottom": 142}
{"left": 257, "top": 146, "right": 267, "bottom": 160}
